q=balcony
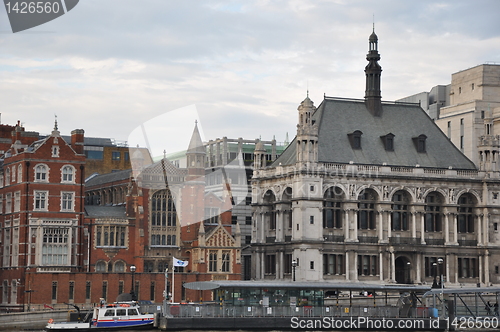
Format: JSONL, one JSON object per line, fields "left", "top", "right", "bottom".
{"left": 358, "top": 236, "right": 378, "bottom": 243}
{"left": 425, "top": 238, "right": 445, "bottom": 245}
{"left": 265, "top": 237, "right": 276, "bottom": 243}
{"left": 323, "top": 235, "right": 344, "bottom": 243}
{"left": 389, "top": 237, "right": 419, "bottom": 245}
{"left": 458, "top": 239, "right": 478, "bottom": 247}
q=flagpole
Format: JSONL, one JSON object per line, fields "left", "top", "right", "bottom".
{"left": 172, "top": 257, "right": 175, "bottom": 304}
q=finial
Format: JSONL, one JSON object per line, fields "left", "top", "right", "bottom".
{"left": 373, "top": 15, "right": 375, "bottom": 32}
{"left": 163, "top": 149, "right": 166, "bottom": 159}
{"left": 54, "top": 114, "right": 58, "bottom": 131}
{"left": 195, "top": 119, "right": 198, "bottom": 125}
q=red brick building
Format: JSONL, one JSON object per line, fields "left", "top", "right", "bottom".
{"left": 0, "top": 121, "right": 86, "bottom": 311}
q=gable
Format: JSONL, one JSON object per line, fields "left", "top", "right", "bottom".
{"left": 206, "top": 226, "right": 235, "bottom": 247}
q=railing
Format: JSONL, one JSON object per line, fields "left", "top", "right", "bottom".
{"left": 266, "top": 237, "right": 276, "bottom": 243}
{"left": 458, "top": 239, "right": 478, "bottom": 246}
{"left": 358, "top": 236, "right": 378, "bottom": 243}
{"left": 389, "top": 237, "right": 420, "bottom": 245}
{"left": 323, "top": 235, "right": 344, "bottom": 242}
{"left": 425, "top": 238, "right": 445, "bottom": 245}
{"left": 165, "top": 304, "right": 411, "bottom": 319}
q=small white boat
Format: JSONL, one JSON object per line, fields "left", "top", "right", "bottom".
{"left": 45, "top": 301, "right": 155, "bottom": 331}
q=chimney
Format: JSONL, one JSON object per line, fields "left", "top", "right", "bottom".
{"left": 71, "top": 129, "right": 85, "bottom": 154}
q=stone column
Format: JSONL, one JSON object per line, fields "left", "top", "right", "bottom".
{"left": 377, "top": 210, "right": 383, "bottom": 242}
{"left": 387, "top": 211, "right": 392, "bottom": 240}
{"left": 444, "top": 212, "right": 450, "bottom": 244}
{"left": 477, "top": 214, "right": 483, "bottom": 245}
{"left": 485, "top": 250, "right": 490, "bottom": 285}
{"left": 411, "top": 210, "right": 417, "bottom": 239}
{"left": 278, "top": 251, "right": 284, "bottom": 279}
{"left": 345, "top": 251, "right": 350, "bottom": 281}
{"left": 479, "top": 255, "right": 483, "bottom": 284}
{"left": 420, "top": 213, "right": 426, "bottom": 244}
{"left": 416, "top": 253, "right": 421, "bottom": 284}
{"left": 379, "top": 251, "right": 384, "bottom": 281}
{"left": 390, "top": 251, "right": 395, "bottom": 282}
{"left": 484, "top": 211, "right": 490, "bottom": 245}
{"left": 353, "top": 210, "right": 358, "bottom": 242}
{"left": 453, "top": 213, "right": 458, "bottom": 245}
{"left": 353, "top": 251, "right": 358, "bottom": 281}
{"left": 445, "top": 253, "right": 450, "bottom": 286}
{"left": 344, "top": 210, "right": 350, "bottom": 241}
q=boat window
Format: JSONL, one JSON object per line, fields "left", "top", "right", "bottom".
{"left": 128, "top": 309, "right": 139, "bottom": 316}
{"left": 116, "top": 309, "right": 127, "bottom": 316}
{"left": 104, "top": 309, "right": 115, "bottom": 316}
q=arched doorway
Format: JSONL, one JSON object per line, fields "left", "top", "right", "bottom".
{"left": 395, "top": 256, "right": 412, "bottom": 284}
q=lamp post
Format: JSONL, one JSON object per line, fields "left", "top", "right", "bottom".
{"left": 292, "top": 259, "right": 297, "bottom": 281}
{"left": 432, "top": 262, "right": 438, "bottom": 288}
{"left": 438, "top": 257, "right": 444, "bottom": 317}
{"left": 130, "top": 265, "right": 136, "bottom": 301}
{"left": 164, "top": 267, "right": 169, "bottom": 302}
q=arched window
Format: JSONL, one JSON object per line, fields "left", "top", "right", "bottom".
{"left": 458, "top": 194, "right": 475, "bottom": 233}
{"left": 17, "top": 164, "right": 22, "bottom": 183}
{"left": 323, "top": 187, "right": 343, "bottom": 229}
{"left": 5, "top": 168, "right": 10, "bottom": 184}
{"left": 263, "top": 190, "right": 277, "bottom": 230}
{"left": 114, "top": 261, "right": 125, "bottom": 273}
{"left": 62, "top": 165, "right": 75, "bottom": 183}
{"left": 35, "top": 164, "right": 48, "bottom": 182}
{"left": 282, "top": 187, "right": 293, "bottom": 229}
{"left": 358, "top": 189, "right": 377, "bottom": 230}
{"left": 425, "top": 192, "right": 442, "bottom": 232}
{"left": 391, "top": 191, "right": 410, "bottom": 231}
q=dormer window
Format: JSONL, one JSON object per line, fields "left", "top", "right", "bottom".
{"left": 412, "top": 134, "right": 427, "bottom": 153}
{"left": 52, "top": 146, "right": 59, "bottom": 157}
{"left": 348, "top": 130, "right": 363, "bottom": 150}
{"left": 380, "top": 133, "right": 395, "bottom": 151}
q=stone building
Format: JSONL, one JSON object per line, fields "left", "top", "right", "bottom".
{"left": 251, "top": 30, "right": 500, "bottom": 287}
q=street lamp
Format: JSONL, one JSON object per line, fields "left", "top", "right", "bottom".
{"left": 437, "top": 257, "right": 444, "bottom": 317}
{"left": 130, "top": 265, "right": 137, "bottom": 301}
{"left": 432, "top": 262, "right": 438, "bottom": 288}
{"left": 164, "top": 267, "right": 169, "bottom": 302}
{"left": 292, "top": 259, "right": 297, "bottom": 281}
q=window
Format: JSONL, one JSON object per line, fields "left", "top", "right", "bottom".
{"left": 263, "top": 190, "right": 277, "bottom": 231}
{"left": 150, "top": 282, "right": 155, "bottom": 302}
{"left": 348, "top": 130, "right": 363, "bottom": 149}
{"left": 391, "top": 191, "right": 409, "bottom": 231}
{"left": 310, "top": 216, "right": 314, "bottom": 224}
{"left": 209, "top": 251, "right": 217, "bottom": 272}
{"left": 96, "top": 261, "right": 107, "bottom": 272}
{"left": 52, "top": 146, "right": 59, "bottom": 157}
{"left": 447, "top": 121, "right": 451, "bottom": 139}
{"left": 283, "top": 254, "right": 292, "bottom": 274}
{"left": 85, "top": 281, "right": 91, "bottom": 300}
{"left": 357, "top": 255, "right": 378, "bottom": 276}
{"left": 458, "top": 194, "right": 475, "bottom": 233}
{"left": 52, "top": 282, "right": 58, "bottom": 300}
{"left": 425, "top": 193, "right": 442, "bottom": 232}
{"left": 221, "top": 251, "right": 230, "bottom": 272}
{"left": 34, "top": 191, "right": 48, "bottom": 210}
{"left": 5, "top": 168, "right": 10, "bottom": 184}
{"left": 358, "top": 189, "right": 377, "bottom": 230}
{"left": 380, "top": 133, "right": 395, "bottom": 151}
{"left": 14, "top": 192, "right": 20, "bottom": 212}
{"left": 412, "top": 134, "right": 427, "bottom": 153}
{"left": 472, "top": 83, "right": 475, "bottom": 91}
{"left": 112, "top": 151, "right": 121, "bottom": 160}
{"left": 85, "top": 150, "right": 104, "bottom": 160}
{"left": 245, "top": 216, "right": 252, "bottom": 225}
{"left": 124, "top": 152, "right": 129, "bottom": 161}
{"left": 231, "top": 215, "right": 238, "bottom": 225}
{"left": 310, "top": 261, "right": 314, "bottom": 269}
{"left": 102, "top": 281, "right": 108, "bottom": 299}
{"left": 42, "top": 228, "right": 69, "bottom": 265}
{"left": 245, "top": 197, "right": 252, "bottom": 205}
{"left": 424, "top": 257, "right": 438, "bottom": 277}
{"left": 458, "top": 257, "right": 478, "bottom": 278}
{"left": 323, "top": 254, "right": 345, "bottom": 275}
{"left": 96, "top": 226, "right": 127, "bottom": 247}
{"left": 265, "top": 254, "right": 276, "bottom": 275}
{"left": 5, "top": 193, "right": 12, "bottom": 214}
{"left": 62, "top": 166, "right": 75, "bottom": 183}
{"left": 17, "top": 165, "right": 22, "bottom": 183}
{"left": 11, "top": 166, "right": 15, "bottom": 183}
{"left": 69, "top": 281, "right": 75, "bottom": 300}
{"left": 114, "top": 261, "right": 125, "bottom": 273}
{"left": 324, "top": 187, "right": 343, "bottom": 229}
{"left": 118, "top": 281, "right": 124, "bottom": 295}
{"left": 35, "top": 164, "right": 48, "bottom": 182}
{"left": 144, "top": 261, "right": 154, "bottom": 273}
{"left": 61, "top": 192, "right": 74, "bottom": 211}
{"left": 151, "top": 189, "right": 178, "bottom": 247}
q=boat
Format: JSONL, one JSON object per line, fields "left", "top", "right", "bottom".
{"left": 45, "top": 301, "right": 155, "bottom": 331}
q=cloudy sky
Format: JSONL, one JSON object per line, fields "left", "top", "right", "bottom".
{"left": 1, "top": 0, "right": 500, "bottom": 154}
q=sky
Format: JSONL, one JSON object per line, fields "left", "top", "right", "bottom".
{"left": 1, "top": 0, "right": 500, "bottom": 154}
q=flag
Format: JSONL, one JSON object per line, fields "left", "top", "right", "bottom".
{"left": 173, "top": 257, "right": 188, "bottom": 267}
{"left": 44, "top": 304, "right": 54, "bottom": 310}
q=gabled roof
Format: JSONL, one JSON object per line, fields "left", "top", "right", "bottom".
{"left": 274, "top": 97, "right": 476, "bottom": 170}
{"left": 85, "top": 169, "right": 132, "bottom": 187}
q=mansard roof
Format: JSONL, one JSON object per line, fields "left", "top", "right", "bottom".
{"left": 85, "top": 169, "right": 132, "bottom": 187}
{"left": 274, "top": 97, "right": 476, "bottom": 170}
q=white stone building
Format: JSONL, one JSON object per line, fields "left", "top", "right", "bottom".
{"left": 250, "top": 31, "right": 500, "bottom": 288}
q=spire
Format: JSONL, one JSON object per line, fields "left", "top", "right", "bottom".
{"left": 54, "top": 114, "right": 58, "bottom": 131}
{"left": 187, "top": 120, "right": 204, "bottom": 154}
{"left": 364, "top": 27, "right": 383, "bottom": 116}
{"left": 51, "top": 114, "right": 60, "bottom": 136}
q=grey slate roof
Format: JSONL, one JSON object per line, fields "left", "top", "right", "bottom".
{"left": 85, "top": 169, "right": 132, "bottom": 187}
{"left": 274, "top": 97, "right": 476, "bottom": 170}
{"left": 85, "top": 205, "right": 127, "bottom": 218}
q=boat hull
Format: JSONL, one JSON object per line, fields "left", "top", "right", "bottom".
{"left": 46, "top": 321, "right": 153, "bottom": 331}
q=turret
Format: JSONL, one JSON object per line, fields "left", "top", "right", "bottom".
{"left": 364, "top": 27, "right": 383, "bottom": 116}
